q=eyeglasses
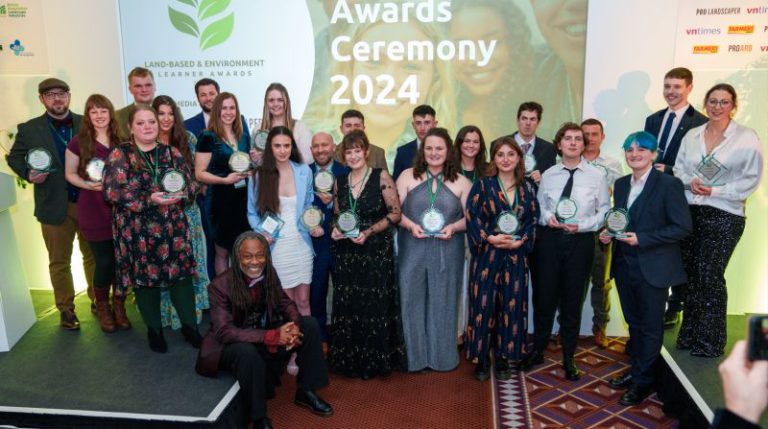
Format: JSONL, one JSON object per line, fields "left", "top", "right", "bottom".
{"left": 706, "top": 99, "right": 732, "bottom": 108}
{"left": 42, "top": 91, "right": 69, "bottom": 100}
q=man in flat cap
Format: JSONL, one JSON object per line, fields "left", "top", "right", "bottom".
{"left": 7, "top": 77, "right": 95, "bottom": 330}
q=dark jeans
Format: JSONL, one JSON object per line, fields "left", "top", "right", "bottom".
{"left": 87, "top": 239, "right": 115, "bottom": 289}
{"left": 310, "top": 248, "right": 333, "bottom": 341}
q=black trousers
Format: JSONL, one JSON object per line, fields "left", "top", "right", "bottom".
{"left": 219, "top": 317, "right": 329, "bottom": 422}
{"left": 614, "top": 252, "right": 668, "bottom": 387}
{"left": 531, "top": 228, "right": 595, "bottom": 359}
{"left": 87, "top": 240, "right": 115, "bottom": 289}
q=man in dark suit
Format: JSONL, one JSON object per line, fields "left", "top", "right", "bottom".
{"left": 115, "top": 67, "right": 156, "bottom": 138}
{"left": 183, "top": 78, "right": 252, "bottom": 138}
{"left": 337, "top": 109, "right": 387, "bottom": 170}
{"left": 392, "top": 104, "right": 437, "bottom": 181}
{"left": 494, "top": 101, "right": 556, "bottom": 187}
{"left": 643, "top": 67, "right": 707, "bottom": 327}
{"left": 308, "top": 132, "right": 349, "bottom": 348}
{"left": 601, "top": 131, "right": 692, "bottom": 406}
{"left": 7, "top": 78, "right": 95, "bottom": 330}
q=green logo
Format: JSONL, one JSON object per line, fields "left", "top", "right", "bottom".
{"left": 168, "top": 0, "right": 234, "bottom": 51}
{"left": 0, "top": 5, "right": 7, "bottom": 16}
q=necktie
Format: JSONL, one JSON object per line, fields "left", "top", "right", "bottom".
{"left": 522, "top": 143, "right": 531, "bottom": 154}
{"left": 560, "top": 168, "right": 577, "bottom": 199}
{"left": 657, "top": 112, "right": 676, "bottom": 160}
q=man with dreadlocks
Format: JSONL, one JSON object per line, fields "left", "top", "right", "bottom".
{"left": 196, "top": 231, "right": 333, "bottom": 429}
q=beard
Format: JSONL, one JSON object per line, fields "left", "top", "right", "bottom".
{"left": 46, "top": 104, "right": 69, "bottom": 117}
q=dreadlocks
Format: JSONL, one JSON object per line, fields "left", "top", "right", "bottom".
{"left": 229, "top": 231, "right": 282, "bottom": 318}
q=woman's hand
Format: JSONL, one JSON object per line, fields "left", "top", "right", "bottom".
{"left": 150, "top": 192, "right": 180, "bottom": 205}
{"left": 410, "top": 223, "right": 427, "bottom": 239}
{"left": 436, "top": 224, "right": 455, "bottom": 240}
{"left": 88, "top": 181, "right": 103, "bottom": 192}
{"left": 350, "top": 229, "right": 369, "bottom": 245}
{"left": 331, "top": 227, "right": 344, "bottom": 241}
{"left": 224, "top": 172, "right": 247, "bottom": 185}
{"left": 260, "top": 231, "right": 274, "bottom": 245}
{"left": 690, "top": 177, "right": 712, "bottom": 196}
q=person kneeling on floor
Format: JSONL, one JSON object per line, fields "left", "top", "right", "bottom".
{"left": 196, "top": 231, "right": 333, "bottom": 429}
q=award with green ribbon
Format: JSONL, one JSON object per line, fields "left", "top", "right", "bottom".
{"left": 301, "top": 205, "right": 324, "bottom": 229}
{"left": 495, "top": 176, "right": 521, "bottom": 239}
{"left": 26, "top": 148, "right": 54, "bottom": 173}
{"left": 161, "top": 168, "right": 187, "bottom": 199}
{"left": 420, "top": 171, "right": 446, "bottom": 237}
{"left": 260, "top": 212, "right": 285, "bottom": 239}
{"left": 695, "top": 154, "right": 727, "bottom": 187}
{"left": 85, "top": 158, "right": 105, "bottom": 182}
{"left": 338, "top": 167, "right": 369, "bottom": 238}
{"left": 556, "top": 197, "right": 578, "bottom": 223}
{"left": 604, "top": 208, "right": 630, "bottom": 238}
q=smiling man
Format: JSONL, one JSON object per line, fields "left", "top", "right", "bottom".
{"left": 643, "top": 67, "right": 707, "bottom": 328}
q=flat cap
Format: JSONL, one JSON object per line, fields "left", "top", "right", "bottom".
{"left": 38, "top": 78, "right": 69, "bottom": 94}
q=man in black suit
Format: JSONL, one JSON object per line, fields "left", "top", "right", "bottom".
{"left": 183, "top": 78, "right": 220, "bottom": 138}
{"left": 601, "top": 131, "right": 692, "bottom": 406}
{"left": 643, "top": 67, "right": 707, "bottom": 328}
{"left": 7, "top": 78, "right": 95, "bottom": 330}
{"left": 495, "top": 101, "right": 556, "bottom": 187}
{"left": 393, "top": 104, "right": 437, "bottom": 181}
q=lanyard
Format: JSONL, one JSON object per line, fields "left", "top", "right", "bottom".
{"left": 347, "top": 167, "right": 369, "bottom": 214}
{"left": 138, "top": 145, "right": 160, "bottom": 184}
{"left": 47, "top": 122, "right": 73, "bottom": 147}
{"left": 426, "top": 171, "right": 443, "bottom": 208}
{"left": 461, "top": 167, "right": 477, "bottom": 183}
{"left": 497, "top": 175, "right": 519, "bottom": 212}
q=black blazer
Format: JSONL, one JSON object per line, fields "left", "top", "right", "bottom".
{"left": 644, "top": 105, "right": 707, "bottom": 174}
{"left": 7, "top": 113, "right": 82, "bottom": 224}
{"left": 494, "top": 133, "right": 557, "bottom": 175}
{"left": 611, "top": 168, "right": 692, "bottom": 288}
{"left": 393, "top": 139, "right": 417, "bottom": 181}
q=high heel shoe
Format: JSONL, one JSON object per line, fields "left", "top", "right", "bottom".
{"left": 181, "top": 324, "right": 202, "bottom": 349}
{"left": 148, "top": 328, "right": 168, "bottom": 353}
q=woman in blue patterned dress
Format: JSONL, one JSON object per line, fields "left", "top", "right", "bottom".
{"left": 153, "top": 95, "right": 210, "bottom": 329}
{"left": 466, "top": 136, "right": 538, "bottom": 381}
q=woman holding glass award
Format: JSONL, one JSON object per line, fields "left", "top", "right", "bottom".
{"left": 465, "top": 136, "right": 538, "bottom": 381}
{"left": 520, "top": 123, "right": 610, "bottom": 380}
{"left": 395, "top": 128, "right": 472, "bottom": 372}
{"left": 673, "top": 83, "right": 764, "bottom": 357}
{"left": 253, "top": 83, "right": 313, "bottom": 164}
{"left": 103, "top": 105, "right": 201, "bottom": 353}
{"left": 153, "top": 95, "right": 210, "bottom": 330}
{"left": 195, "top": 93, "right": 252, "bottom": 275}
{"left": 64, "top": 94, "right": 130, "bottom": 333}
{"left": 329, "top": 130, "right": 406, "bottom": 379}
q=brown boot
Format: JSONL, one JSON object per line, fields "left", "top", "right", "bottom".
{"left": 95, "top": 288, "right": 116, "bottom": 333}
{"left": 112, "top": 293, "right": 132, "bottom": 330}
{"left": 594, "top": 328, "right": 609, "bottom": 349}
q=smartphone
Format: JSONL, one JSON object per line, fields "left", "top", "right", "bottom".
{"left": 748, "top": 315, "right": 768, "bottom": 361}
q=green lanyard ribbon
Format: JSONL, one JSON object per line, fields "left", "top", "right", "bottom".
{"left": 347, "top": 167, "right": 369, "bottom": 214}
{"left": 427, "top": 170, "right": 443, "bottom": 209}
{"left": 138, "top": 145, "right": 160, "bottom": 185}
{"left": 497, "top": 175, "right": 519, "bottom": 212}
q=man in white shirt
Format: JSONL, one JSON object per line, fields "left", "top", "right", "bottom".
{"left": 643, "top": 67, "right": 707, "bottom": 328}
{"left": 581, "top": 118, "right": 623, "bottom": 348}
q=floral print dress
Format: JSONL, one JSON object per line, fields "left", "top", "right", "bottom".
{"left": 104, "top": 142, "right": 197, "bottom": 292}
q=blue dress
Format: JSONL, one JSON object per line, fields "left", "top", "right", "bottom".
{"left": 466, "top": 176, "right": 538, "bottom": 363}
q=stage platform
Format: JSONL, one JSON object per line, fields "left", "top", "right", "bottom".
{"left": 658, "top": 314, "right": 768, "bottom": 429}
{"left": 0, "top": 293, "right": 242, "bottom": 429}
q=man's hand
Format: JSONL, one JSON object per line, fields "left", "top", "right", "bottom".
{"left": 28, "top": 169, "right": 49, "bottom": 184}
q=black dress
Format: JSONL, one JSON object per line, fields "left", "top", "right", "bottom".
{"left": 329, "top": 168, "right": 406, "bottom": 377}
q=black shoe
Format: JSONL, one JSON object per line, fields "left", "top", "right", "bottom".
{"left": 252, "top": 417, "right": 274, "bottom": 429}
{"left": 609, "top": 371, "right": 633, "bottom": 389}
{"left": 294, "top": 389, "right": 333, "bottom": 417}
{"left": 60, "top": 310, "right": 81, "bottom": 330}
{"left": 495, "top": 359, "right": 512, "bottom": 381}
{"left": 148, "top": 328, "right": 168, "bottom": 353}
{"left": 474, "top": 361, "right": 490, "bottom": 381}
{"left": 563, "top": 358, "right": 581, "bottom": 381}
{"left": 181, "top": 324, "right": 202, "bottom": 348}
{"left": 519, "top": 350, "right": 544, "bottom": 371}
{"left": 663, "top": 310, "right": 680, "bottom": 328}
{"left": 619, "top": 384, "right": 653, "bottom": 406}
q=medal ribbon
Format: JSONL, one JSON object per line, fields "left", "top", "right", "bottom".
{"left": 497, "top": 175, "right": 519, "bottom": 213}
{"left": 138, "top": 145, "right": 160, "bottom": 185}
{"left": 426, "top": 171, "right": 443, "bottom": 209}
{"left": 461, "top": 167, "right": 477, "bottom": 183}
{"left": 347, "top": 167, "right": 369, "bottom": 214}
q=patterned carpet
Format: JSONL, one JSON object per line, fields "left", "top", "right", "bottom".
{"left": 496, "top": 337, "right": 680, "bottom": 429}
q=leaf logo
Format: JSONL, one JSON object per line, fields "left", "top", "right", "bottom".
{"left": 168, "top": 0, "right": 234, "bottom": 51}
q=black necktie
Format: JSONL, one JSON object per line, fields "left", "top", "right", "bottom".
{"left": 560, "top": 168, "right": 577, "bottom": 199}
{"left": 658, "top": 112, "right": 676, "bottom": 158}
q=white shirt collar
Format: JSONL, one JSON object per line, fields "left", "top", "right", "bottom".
{"left": 631, "top": 166, "right": 652, "bottom": 186}
{"left": 203, "top": 111, "right": 211, "bottom": 127}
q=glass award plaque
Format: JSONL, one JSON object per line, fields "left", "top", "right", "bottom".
{"left": 420, "top": 207, "right": 446, "bottom": 237}
{"left": 337, "top": 210, "right": 360, "bottom": 238}
{"left": 589, "top": 161, "right": 609, "bottom": 178}
{"left": 26, "top": 148, "right": 53, "bottom": 172}
{"left": 301, "top": 206, "right": 324, "bottom": 229}
{"left": 229, "top": 151, "right": 252, "bottom": 173}
{"left": 161, "top": 169, "right": 187, "bottom": 198}
{"left": 314, "top": 170, "right": 335, "bottom": 193}
{"left": 496, "top": 211, "right": 520, "bottom": 239}
{"left": 695, "top": 155, "right": 727, "bottom": 187}
{"left": 605, "top": 208, "right": 630, "bottom": 238}
{"left": 252, "top": 130, "right": 269, "bottom": 152}
{"left": 85, "top": 158, "right": 105, "bottom": 182}
{"left": 524, "top": 153, "right": 537, "bottom": 175}
{"left": 555, "top": 197, "right": 578, "bottom": 223}
{"left": 260, "top": 212, "right": 285, "bottom": 238}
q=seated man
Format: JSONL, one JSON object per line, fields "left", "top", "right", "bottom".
{"left": 196, "top": 231, "right": 333, "bottom": 429}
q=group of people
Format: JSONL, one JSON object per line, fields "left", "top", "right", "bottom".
{"left": 6, "top": 66, "right": 763, "bottom": 428}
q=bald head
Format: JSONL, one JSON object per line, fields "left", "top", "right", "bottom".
{"left": 311, "top": 132, "right": 335, "bottom": 167}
